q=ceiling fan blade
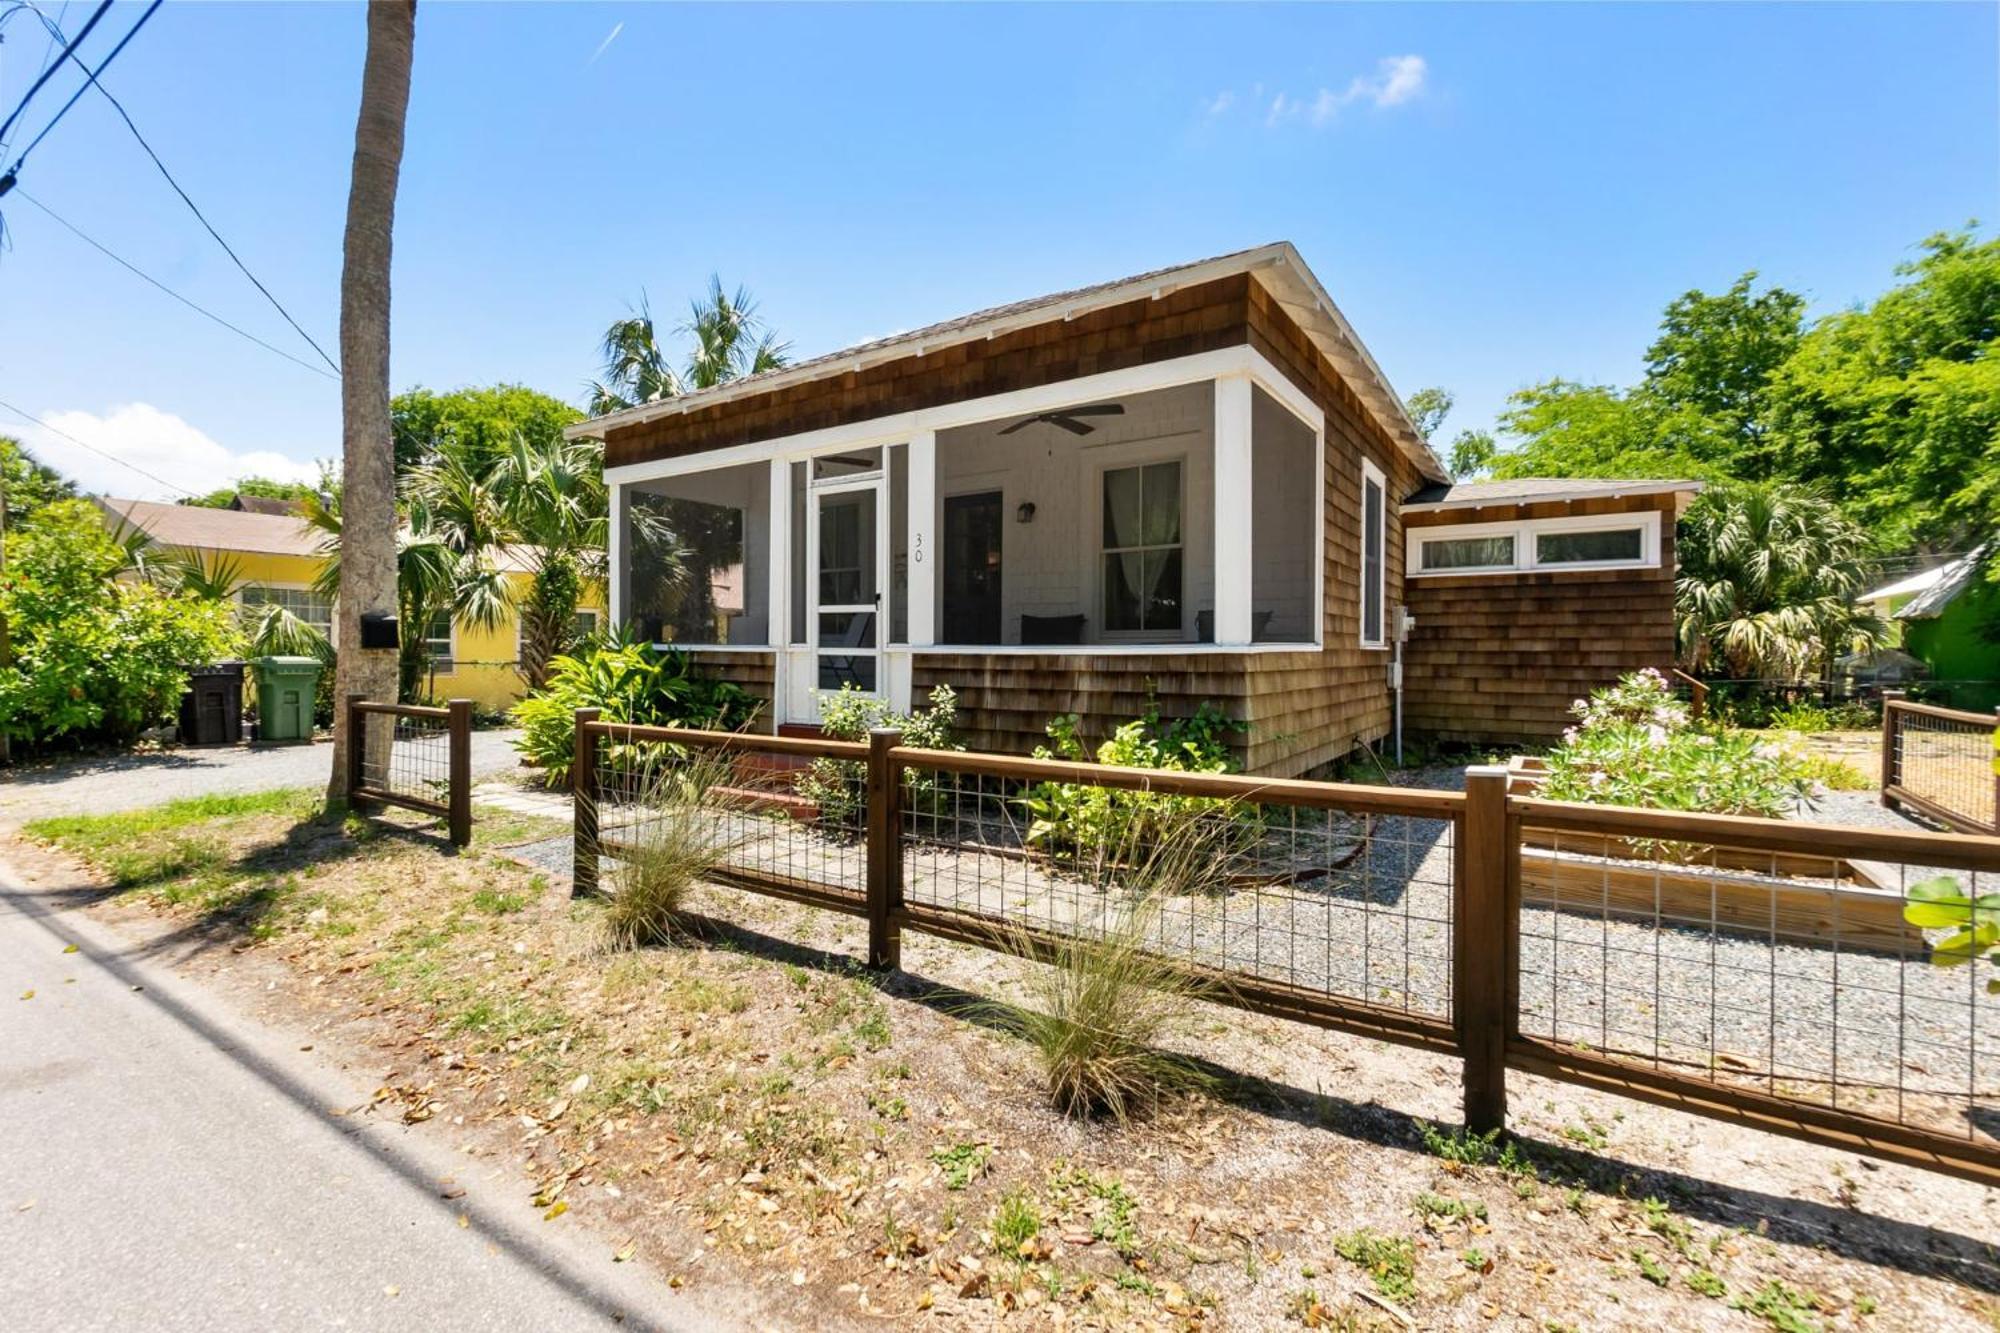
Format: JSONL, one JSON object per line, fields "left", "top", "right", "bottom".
{"left": 1051, "top": 416, "right": 1094, "bottom": 435}
{"left": 1065, "top": 403, "right": 1125, "bottom": 417}
{"left": 997, "top": 418, "right": 1036, "bottom": 435}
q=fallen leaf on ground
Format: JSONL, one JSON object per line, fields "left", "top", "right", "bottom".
{"left": 613, "top": 1240, "right": 636, "bottom": 1262}
{"left": 544, "top": 1200, "right": 569, "bottom": 1221}
{"left": 61, "top": 944, "right": 77, "bottom": 954}
{"left": 18, "top": 990, "right": 32, "bottom": 1001}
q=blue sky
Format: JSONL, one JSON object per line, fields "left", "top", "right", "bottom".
{"left": 1, "top": 1, "right": 1992, "bottom": 499}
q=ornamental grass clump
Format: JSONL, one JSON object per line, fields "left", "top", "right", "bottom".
{"left": 997, "top": 903, "right": 1217, "bottom": 1122}
{"left": 600, "top": 745, "right": 749, "bottom": 949}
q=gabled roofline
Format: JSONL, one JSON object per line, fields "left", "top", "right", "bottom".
{"left": 567, "top": 243, "right": 1450, "bottom": 484}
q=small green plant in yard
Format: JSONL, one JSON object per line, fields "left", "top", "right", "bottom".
{"left": 990, "top": 1190, "right": 1041, "bottom": 1256}
{"left": 865, "top": 1090, "right": 908, "bottom": 1121}
{"left": 1461, "top": 1247, "right": 1489, "bottom": 1272}
{"left": 1415, "top": 1192, "right": 1487, "bottom": 1224}
{"left": 1283, "top": 1287, "right": 1330, "bottom": 1326}
{"left": 986, "top": 901, "right": 1215, "bottom": 1121}
{"left": 1686, "top": 1268, "right": 1729, "bottom": 1299}
{"left": 853, "top": 1010, "right": 892, "bottom": 1051}
{"left": 1853, "top": 1294, "right": 1877, "bottom": 1316}
{"left": 1732, "top": 1279, "right": 1824, "bottom": 1332}
{"left": 1418, "top": 1121, "right": 1502, "bottom": 1167}
{"left": 931, "top": 1141, "right": 992, "bottom": 1190}
{"left": 1632, "top": 1250, "right": 1671, "bottom": 1287}
{"left": 471, "top": 887, "right": 530, "bottom": 915}
{"left": 794, "top": 684, "right": 962, "bottom": 834}
{"left": 1333, "top": 1229, "right": 1416, "bottom": 1304}
{"left": 598, "top": 746, "right": 748, "bottom": 949}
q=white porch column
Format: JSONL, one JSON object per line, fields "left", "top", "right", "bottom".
{"left": 607, "top": 481, "right": 629, "bottom": 628}
{"left": 767, "top": 458, "right": 792, "bottom": 646}
{"left": 1212, "top": 373, "right": 1254, "bottom": 645}
{"left": 906, "top": 429, "right": 937, "bottom": 645}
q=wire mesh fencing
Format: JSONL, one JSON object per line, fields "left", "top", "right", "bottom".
{"left": 1884, "top": 695, "right": 1998, "bottom": 835}
{"left": 897, "top": 754, "right": 1461, "bottom": 1028}
{"left": 1512, "top": 798, "right": 1999, "bottom": 1178}
{"left": 345, "top": 697, "right": 472, "bottom": 845}
{"left": 566, "top": 714, "right": 2000, "bottom": 1183}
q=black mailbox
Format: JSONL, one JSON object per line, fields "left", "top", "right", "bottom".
{"left": 358, "top": 611, "right": 400, "bottom": 650}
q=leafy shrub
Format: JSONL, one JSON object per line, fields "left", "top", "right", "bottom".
{"left": 1019, "top": 698, "right": 1247, "bottom": 869}
{"left": 1902, "top": 875, "right": 1999, "bottom": 995}
{"left": 0, "top": 499, "right": 241, "bottom": 747}
{"left": 511, "top": 641, "right": 760, "bottom": 785}
{"left": 794, "top": 684, "right": 962, "bottom": 835}
{"left": 1540, "top": 669, "right": 1820, "bottom": 820}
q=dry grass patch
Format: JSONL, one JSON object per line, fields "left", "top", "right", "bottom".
{"left": 26, "top": 789, "right": 2000, "bottom": 1331}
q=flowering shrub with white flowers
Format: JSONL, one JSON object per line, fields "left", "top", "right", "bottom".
{"left": 1539, "top": 669, "right": 1817, "bottom": 819}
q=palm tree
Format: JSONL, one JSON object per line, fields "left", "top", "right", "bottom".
{"left": 587, "top": 277, "right": 792, "bottom": 414}
{"left": 329, "top": 0, "right": 417, "bottom": 802}
{"left": 483, "top": 434, "right": 609, "bottom": 691}
{"left": 1676, "top": 482, "right": 1885, "bottom": 680}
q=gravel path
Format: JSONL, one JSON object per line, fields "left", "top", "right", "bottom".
{"left": 0, "top": 731, "right": 525, "bottom": 826}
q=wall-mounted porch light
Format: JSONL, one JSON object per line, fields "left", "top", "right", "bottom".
{"left": 1016, "top": 501, "right": 1037, "bottom": 524}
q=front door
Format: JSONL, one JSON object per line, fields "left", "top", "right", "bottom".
{"left": 941, "top": 491, "right": 1003, "bottom": 644}
{"left": 809, "top": 479, "right": 883, "bottom": 694}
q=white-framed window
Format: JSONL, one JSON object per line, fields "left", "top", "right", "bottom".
{"left": 1359, "top": 458, "right": 1386, "bottom": 648}
{"left": 423, "top": 610, "right": 455, "bottom": 674}
{"left": 516, "top": 609, "right": 601, "bottom": 663}
{"left": 1407, "top": 512, "right": 1662, "bottom": 578}
{"left": 1100, "top": 458, "right": 1184, "bottom": 636}
{"left": 240, "top": 585, "right": 334, "bottom": 641}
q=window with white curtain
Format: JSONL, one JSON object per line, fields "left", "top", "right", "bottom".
{"left": 1101, "top": 459, "right": 1183, "bottom": 635}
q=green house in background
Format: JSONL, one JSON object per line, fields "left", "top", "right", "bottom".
{"left": 1862, "top": 546, "right": 1999, "bottom": 712}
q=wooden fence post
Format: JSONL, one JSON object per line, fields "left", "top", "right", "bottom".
{"left": 572, "top": 707, "right": 602, "bottom": 897}
{"left": 1879, "top": 690, "right": 1905, "bottom": 810}
{"left": 865, "top": 726, "right": 904, "bottom": 971}
{"left": 1991, "top": 706, "right": 1999, "bottom": 837}
{"left": 345, "top": 693, "right": 370, "bottom": 808}
{"left": 1456, "top": 765, "right": 1510, "bottom": 1134}
{"left": 446, "top": 699, "right": 473, "bottom": 847}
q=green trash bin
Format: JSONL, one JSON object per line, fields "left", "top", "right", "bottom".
{"left": 252, "top": 656, "right": 322, "bottom": 743}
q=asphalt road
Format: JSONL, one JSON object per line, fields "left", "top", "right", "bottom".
{"left": 0, "top": 731, "right": 526, "bottom": 827}
{"left": 0, "top": 850, "right": 715, "bottom": 1332}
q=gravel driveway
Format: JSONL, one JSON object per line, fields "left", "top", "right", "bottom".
{"left": 0, "top": 731, "right": 525, "bottom": 827}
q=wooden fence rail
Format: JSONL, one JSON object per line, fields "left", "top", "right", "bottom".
{"left": 571, "top": 713, "right": 2000, "bottom": 1186}
{"left": 344, "top": 694, "right": 473, "bottom": 846}
{"left": 1880, "top": 691, "right": 2000, "bottom": 835}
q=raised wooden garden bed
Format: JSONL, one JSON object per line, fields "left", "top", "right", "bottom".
{"left": 1505, "top": 757, "right": 1925, "bottom": 954}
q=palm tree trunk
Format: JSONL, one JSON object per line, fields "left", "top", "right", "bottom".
{"left": 328, "top": 0, "right": 416, "bottom": 803}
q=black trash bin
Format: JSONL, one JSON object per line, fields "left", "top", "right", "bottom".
{"left": 178, "top": 661, "right": 245, "bottom": 746}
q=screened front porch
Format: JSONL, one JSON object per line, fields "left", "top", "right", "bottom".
{"left": 608, "top": 353, "right": 1327, "bottom": 726}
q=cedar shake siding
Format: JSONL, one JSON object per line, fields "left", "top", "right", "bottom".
{"left": 1400, "top": 493, "right": 1681, "bottom": 746}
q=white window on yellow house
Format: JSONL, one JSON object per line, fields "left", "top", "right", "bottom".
{"left": 423, "top": 610, "right": 455, "bottom": 674}
{"left": 515, "top": 610, "right": 601, "bottom": 665}
{"left": 241, "top": 586, "right": 335, "bottom": 641}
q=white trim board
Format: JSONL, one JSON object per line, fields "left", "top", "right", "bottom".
{"left": 603, "top": 346, "right": 1322, "bottom": 486}
{"left": 1357, "top": 456, "right": 1387, "bottom": 650}
{"left": 1405, "top": 511, "right": 1663, "bottom": 578}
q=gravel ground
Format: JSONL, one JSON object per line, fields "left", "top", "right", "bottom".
{"left": 540, "top": 761, "right": 1998, "bottom": 1148}
{"left": 0, "top": 730, "right": 526, "bottom": 826}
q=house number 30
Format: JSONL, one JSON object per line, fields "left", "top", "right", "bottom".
{"left": 912, "top": 534, "right": 924, "bottom": 564}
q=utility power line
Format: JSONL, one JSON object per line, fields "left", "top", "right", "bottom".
{"left": 5, "top": 0, "right": 341, "bottom": 375}
{"left": 1, "top": 0, "right": 158, "bottom": 175}
{"left": 0, "top": 392, "right": 196, "bottom": 497}
{"left": 17, "top": 187, "right": 339, "bottom": 380}
{"left": 0, "top": 0, "right": 103, "bottom": 147}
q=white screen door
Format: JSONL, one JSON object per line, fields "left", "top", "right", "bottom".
{"left": 806, "top": 475, "right": 885, "bottom": 697}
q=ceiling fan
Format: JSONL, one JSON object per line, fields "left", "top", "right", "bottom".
{"left": 998, "top": 403, "right": 1124, "bottom": 436}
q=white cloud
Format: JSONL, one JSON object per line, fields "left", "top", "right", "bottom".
{"left": 1246, "top": 53, "right": 1429, "bottom": 131}
{"left": 1201, "top": 90, "right": 1234, "bottom": 117}
{"left": 19, "top": 402, "right": 322, "bottom": 501}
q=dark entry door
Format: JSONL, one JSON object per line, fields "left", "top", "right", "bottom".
{"left": 941, "top": 491, "right": 1003, "bottom": 644}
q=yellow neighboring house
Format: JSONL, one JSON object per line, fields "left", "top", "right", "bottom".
{"left": 96, "top": 496, "right": 605, "bottom": 713}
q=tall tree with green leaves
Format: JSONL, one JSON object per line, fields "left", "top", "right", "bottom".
{"left": 1643, "top": 272, "right": 1806, "bottom": 457}
{"left": 588, "top": 277, "right": 792, "bottom": 414}
{"left": 0, "top": 437, "right": 74, "bottom": 524}
{"left": 392, "top": 383, "right": 582, "bottom": 475}
{"left": 1675, "top": 482, "right": 1883, "bottom": 679}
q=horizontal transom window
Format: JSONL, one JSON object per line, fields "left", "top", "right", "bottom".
{"left": 1407, "top": 512, "right": 1660, "bottom": 577}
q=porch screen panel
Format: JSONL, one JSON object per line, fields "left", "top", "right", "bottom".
{"left": 1102, "top": 460, "right": 1183, "bottom": 635}
{"left": 629, "top": 491, "right": 746, "bottom": 645}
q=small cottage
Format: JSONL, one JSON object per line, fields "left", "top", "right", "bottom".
{"left": 571, "top": 244, "right": 1695, "bottom": 776}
